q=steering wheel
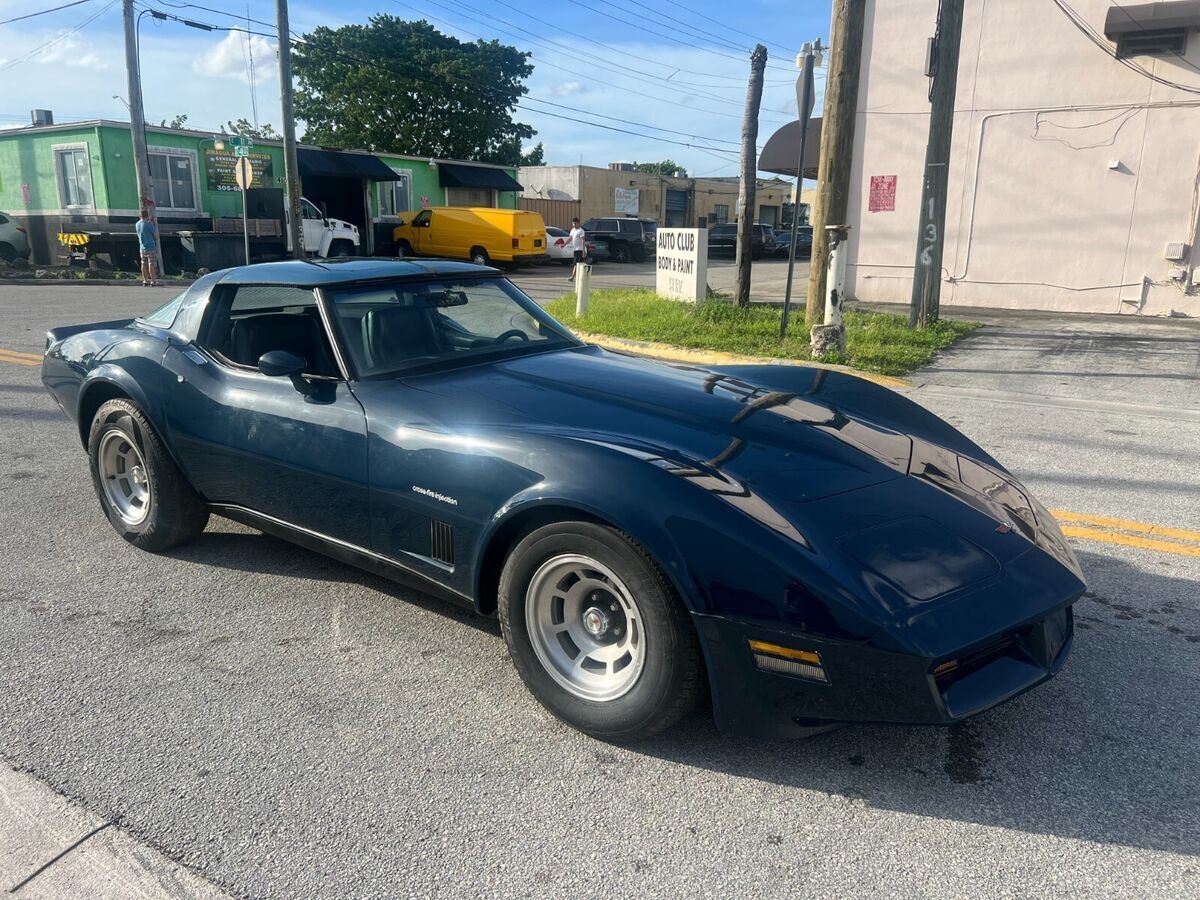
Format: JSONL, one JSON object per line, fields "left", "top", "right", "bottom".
{"left": 493, "top": 329, "right": 531, "bottom": 345}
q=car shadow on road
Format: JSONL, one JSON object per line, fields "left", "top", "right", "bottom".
{"left": 161, "top": 528, "right": 502, "bottom": 638}
{"left": 632, "top": 549, "right": 1200, "bottom": 858}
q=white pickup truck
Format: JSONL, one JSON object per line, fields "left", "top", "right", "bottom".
{"left": 295, "top": 197, "right": 360, "bottom": 258}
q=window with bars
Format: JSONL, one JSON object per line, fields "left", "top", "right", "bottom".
{"left": 445, "top": 187, "right": 496, "bottom": 207}
{"left": 378, "top": 172, "right": 413, "bottom": 217}
{"left": 55, "top": 147, "right": 94, "bottom": 209}
{"left": 148, "top": 150, "right": 197, "bottom": 211}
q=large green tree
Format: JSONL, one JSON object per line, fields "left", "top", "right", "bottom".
{"left": 293, "top": 16, "right": 535, "bottom": 165}
{"left": 632, "top": 160, "right": 688, "bottom": 177}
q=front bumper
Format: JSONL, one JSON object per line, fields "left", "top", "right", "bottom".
{"left": 695, "top": 601, "right": 1075, "bottom": 740}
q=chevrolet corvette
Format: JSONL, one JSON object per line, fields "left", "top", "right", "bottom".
{"left": 42, "top": 259, "right": 1084, "bottom": 741}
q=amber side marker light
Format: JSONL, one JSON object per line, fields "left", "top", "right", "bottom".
{"left": 748, "top": 640, "right": 829, "bottom": 683}
{"left": 932, "top": 659, "right": 959, "bottom": 677}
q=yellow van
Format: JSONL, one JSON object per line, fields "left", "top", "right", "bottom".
{"left": 391, "top": 207, "right": 547, "bottom": 266}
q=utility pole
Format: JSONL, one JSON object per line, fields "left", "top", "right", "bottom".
{"left": 735, "top": 44, "right": 768, "bottom": 308}
{"left": 909, "top": 0, "right": 965, "bottom": 328}
{"left": 122, "top": 0, "right": 162, "bottom": 274}
{"left": 780, "top": 39, "right": 821, "bottom": 338}
{"left": 276, "top": 0, "right": 303, "bottom": 258}
{"left": 805, "top": 0, "right": 866, "bottom": 323}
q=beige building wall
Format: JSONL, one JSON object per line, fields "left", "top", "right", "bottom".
{"left": 519, "top": 165, "right": 791, "bottom": 227}
{"left": 847, "top": 0, "right": 1200, "bottom": 315}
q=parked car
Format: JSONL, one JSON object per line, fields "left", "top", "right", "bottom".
{"left": 579, "top": 217, "right": 657, "bottom": 263}
{"left": 546, "top": 226, "right": 609, "bottom": 264}
{"left": 707, "top": 222, "right": 777, "bottom": 259}
{"left": 42, "top": 260, "right": 1084, "bottom": 742}
{"left": 0, "top": 211, "right": 31, "bottom": 262}
{"left": 392, "top": 207, "right": 547, "bottom": 267}
{"left": 773, "top": 225, "right": 813, "bottom": 258}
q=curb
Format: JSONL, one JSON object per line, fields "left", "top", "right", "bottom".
{"left": 0, "top": 279, "right": 196, "bottom": 287}
{"left": 573, "top": 330, "right": 911, "bottom": 389}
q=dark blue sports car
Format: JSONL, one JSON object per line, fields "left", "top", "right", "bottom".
{"left": 42, "top": 259, "right": 1084, "bottom": 741}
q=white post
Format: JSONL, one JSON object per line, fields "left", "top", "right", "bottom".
{"left": 575, "top": 262, "right": 592, "bottom": 316}
{"left": 824, "top": 225, "right": 849, "bottom": 326}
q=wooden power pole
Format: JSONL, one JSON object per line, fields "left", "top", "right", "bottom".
{"left": 735, "top": 44, "right": 768, "bottom": 308}
{"left": 121, "top": 0, "right": 162, "bottom": 273}
{"left": 806, "top": 0, "right": 866, "bottom": 323}
{"left": 276, "top": 0, "right": 304, "bottom": 258}
{"left": 909, "top": 0, "right": 966, "bottom": 328}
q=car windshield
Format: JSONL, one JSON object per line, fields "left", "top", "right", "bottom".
{"left": 327, "top": 276, "right": 580, "bottom": 378}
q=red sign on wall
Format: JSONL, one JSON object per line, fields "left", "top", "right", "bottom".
{"left": 868, "top": 175, "right": 896, "bottom": 213}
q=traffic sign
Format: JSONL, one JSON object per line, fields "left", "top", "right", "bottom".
{"left": 229, "top": 135, "right": 254, "bottom": 157}
{"left": 234, "top": 157, "right": 254, "bottom": 191}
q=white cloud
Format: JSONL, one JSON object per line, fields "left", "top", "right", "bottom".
{"left": 0, "top": 33, "right": 107, "bottom": 70}
{"left": 191, "top": 31, "right": 278, "bottom": 86}
{"left": 552, "top": 81, "right": 583, "bottom": 97}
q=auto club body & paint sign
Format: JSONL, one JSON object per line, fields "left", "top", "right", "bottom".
{"left": 655, "top": 228, "right": 707, "bottom": 302}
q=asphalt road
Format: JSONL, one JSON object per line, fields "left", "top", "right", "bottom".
{"left": 0, "top": 283, "right": 1197, "bottom": 899}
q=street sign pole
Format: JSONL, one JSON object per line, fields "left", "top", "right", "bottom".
{"left": 780, "top": 40, "right": 821, "bottom": 339}
{"left": 235, "top": 156, "right": 254, "bottom": 265}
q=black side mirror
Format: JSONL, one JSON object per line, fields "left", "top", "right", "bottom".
{"left": 258, "top": 350, "right": 314, "bottom": 394}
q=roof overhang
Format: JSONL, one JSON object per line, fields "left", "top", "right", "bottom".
{"left": 437, "top": 162, "right": 523, "bottom": 192}
{"left": 1104, "top": 0, "right": 1200, "bottom": 37}
{"left": 297, "top": 147, "right": 405, "bottom": 180}
{"left": 757, "top": 118, "right": 823, "bottom": 180}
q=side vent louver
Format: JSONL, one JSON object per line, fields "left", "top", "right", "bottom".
{"left": 430, "top": 519, "right": 454, "bottom": 565}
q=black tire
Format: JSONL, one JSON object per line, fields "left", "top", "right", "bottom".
{"left": 611, "top": 243, "right": 631, "bottom": 263}
{"left": 328, "top": 240, "right": 354, "bottom": 258}
{"left": 395, "top": 240, "right": 413, "bottom": 258}
{"left": 0, "top": 243, "right": 16, "bottom": 262}
{"left": 470, "top": 246, "right": 490, "bottom": 266}
{"left": 87, "top": 399, "right": 209, "bottom": 552}
{"left": 499, "top": 521, "right": 704, "bottom": 742}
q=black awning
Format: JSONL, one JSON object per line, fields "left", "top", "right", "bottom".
{"left": 1105, "top": 1, "right": 1200, "bottom": 36}
{"left": 298, "top": 148, "right": 405, "bottom": 180}
{"left": 437, "top": 162, "right": 523, "bottom": 192}
{"left": 758, "top": 118, "right": 822, "bottom": 179}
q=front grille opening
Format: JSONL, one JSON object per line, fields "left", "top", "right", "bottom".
{"left": 430, "top": 519, "right": 454, "bottom": 565}
{"left": 933, "top": 633, "right": 1019, "bottom": 689}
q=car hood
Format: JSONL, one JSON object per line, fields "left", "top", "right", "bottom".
{"left": 402, "top": 346, "right": 914, "bottom": 503}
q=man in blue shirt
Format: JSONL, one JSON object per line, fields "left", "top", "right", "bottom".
{"left": 135, "top": 209, "right": 159, "bottom": 286}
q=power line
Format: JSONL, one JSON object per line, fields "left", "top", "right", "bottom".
{"left": 0, "top": 0, "right": 93, "bottom": 26}
{"left": 660, "top": 0, "right": 796, "bottom": 55}
{"left": 559, "top": 0, "right": 795, "bottom": 72}
{"left": 0, "top": 0, "right": 119, "bottom": 71}
{"left": 396, "top": 0, "right": 792, "bottom": 121}
{"left": 603, "top": 0, "right": 757, "bottom": 54}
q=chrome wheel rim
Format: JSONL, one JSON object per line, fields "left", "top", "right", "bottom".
{"left": 98, "top": 430, "right": 151, "bottom": 525}
{"left": 525, "top": 553, "right": 645, "bottom": 702}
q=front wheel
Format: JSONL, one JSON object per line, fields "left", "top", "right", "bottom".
{"left": 499, "top": 522, "right": 704, "bottom": 742}
{"left": 88, "top": 399, "right": 209, "bottom": 552}
{"left": 470, "top": 246, "right": 490, "bottom": 266}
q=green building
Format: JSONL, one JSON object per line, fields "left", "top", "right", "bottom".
{"left": 0, "top": 118, "right": 523, "bottom": 266}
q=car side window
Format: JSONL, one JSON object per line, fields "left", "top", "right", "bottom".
{"left": 199, "top": 285, "right": 340, "bottom": 378}
{"left": 619, "top": 219, "right": 639, "bottom": 234}
{"left": 581, "top": 219, "right": 600, "bottom": 231}
{"left": 414, "top": 210, "right": 432, "bottom": 227}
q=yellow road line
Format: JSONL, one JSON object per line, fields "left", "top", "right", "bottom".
{"left": 1051, "top": 509, "right": 1200, "bottom": 546}
{"left": 1059, "top": 524, "right": 1200, "bottom": 559}
{"left": 0, "top": 349, "right": 41, "bottom": 367}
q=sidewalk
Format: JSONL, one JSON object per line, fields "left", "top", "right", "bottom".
{"left": 0, "top": 765, "right": 228, "bottom": 899}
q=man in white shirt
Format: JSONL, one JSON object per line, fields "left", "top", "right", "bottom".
{"left": 567, "top": 217, "right": 586, "bottom": 281}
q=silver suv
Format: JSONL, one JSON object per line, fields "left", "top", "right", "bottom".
{"left": 0, "top": 212, "right": 31, "bottom": 262}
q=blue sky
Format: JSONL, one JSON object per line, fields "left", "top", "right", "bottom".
{"left": 0, "top": 0, "right": 830, "bottom": 176}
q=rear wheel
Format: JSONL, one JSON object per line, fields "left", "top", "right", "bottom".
{"left": 88, "top": 399, "right": 208, "bottom": 552}
{"left": 0, "top": 243, "right": 16, "bottom": 262}
{"left": 499, "top": 521, "right": 704, "bottom": 742}
{"left": 470, "top": 246, "right": 490, "bottom": 266}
